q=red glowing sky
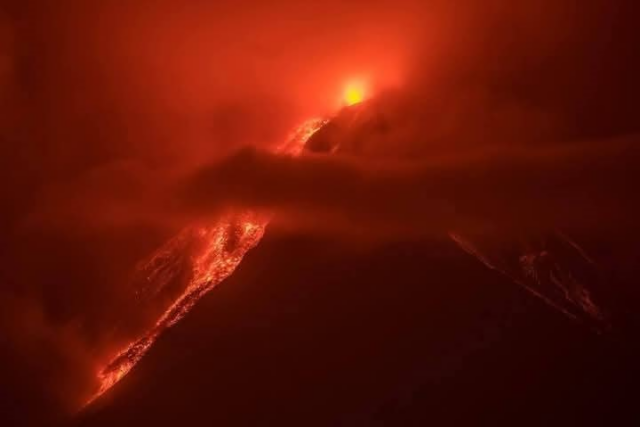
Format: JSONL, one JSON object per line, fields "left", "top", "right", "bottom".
{"left": 1, "top": 1, "right": 639, "bottom": 425}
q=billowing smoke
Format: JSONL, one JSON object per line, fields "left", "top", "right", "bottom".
{"left": 0, "top": 0, "right": 638, "bottom": 424}
{"left": 177, "top": 133, "right": 640, "bottom": 239}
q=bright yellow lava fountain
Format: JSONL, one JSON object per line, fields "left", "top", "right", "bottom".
{"left": 344, "top": 82, "right": 366, "bottom": 106}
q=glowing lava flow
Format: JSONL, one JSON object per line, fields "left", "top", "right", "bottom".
{"left": 86, "top": 118, "right": 326, "bottom": 406}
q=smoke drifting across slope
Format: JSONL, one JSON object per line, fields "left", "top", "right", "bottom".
{"left": 179, "top": 132, "right": 640, "bottom": 239}
{"left": 1, "top": 0, "right": 639, "bottom": 425}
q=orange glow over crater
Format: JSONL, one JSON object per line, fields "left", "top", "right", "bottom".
{"left": 344, "top": 82, "right": 366, "bottom": 106}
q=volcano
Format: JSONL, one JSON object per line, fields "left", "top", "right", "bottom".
{"left": 76, "top": 100, "right": 640, "bottom": 426}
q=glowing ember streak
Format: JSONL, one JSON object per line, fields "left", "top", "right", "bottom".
{"left": 450, "top": 231, "right": 607, "bottom": 330}
{"left": 86, "top": 118, "right": 325, "bottom": 406}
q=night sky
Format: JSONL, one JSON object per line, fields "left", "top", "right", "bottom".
{"left": 1, "top": 1, "right": 639, "bottom": 425}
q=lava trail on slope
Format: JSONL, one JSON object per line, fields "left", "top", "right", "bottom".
{"left": 85, "top": 118, "right": 326, "bottom": 406}
{"left": 450, "top": 231, "right": 608, "bottom": 330}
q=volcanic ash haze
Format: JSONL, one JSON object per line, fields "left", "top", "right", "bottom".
{"left": 2, "top": 0, "right": 420, "bottom": 413}
{"left": 1, "top": 0, "right": 640, "bottom": 425}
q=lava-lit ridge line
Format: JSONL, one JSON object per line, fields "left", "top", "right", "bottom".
{"left": 449, "top": 231, "right": 605, "bottom": 326}
{"left": 86, "top": 118, "right": 326, "bottom": 406}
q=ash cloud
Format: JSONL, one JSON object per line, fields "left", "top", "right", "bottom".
{"left": 173, "top": 0, "right": 640, "bottom": 239}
